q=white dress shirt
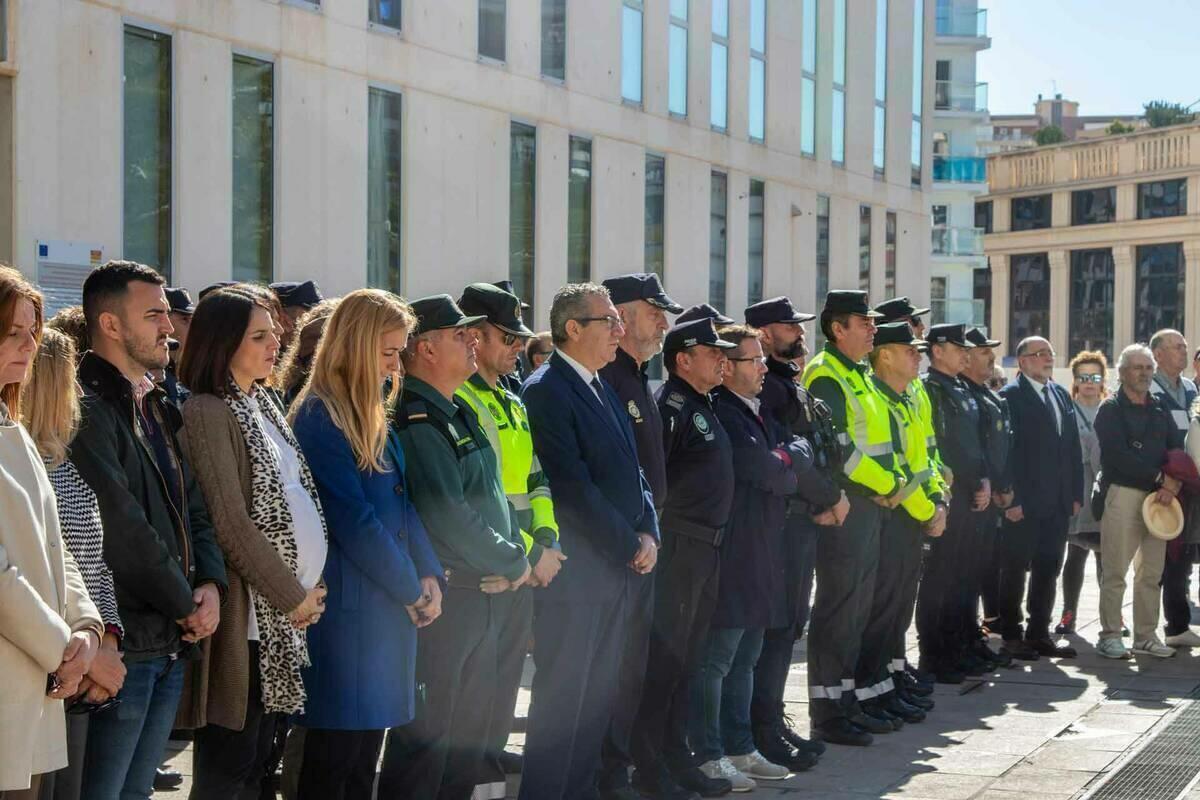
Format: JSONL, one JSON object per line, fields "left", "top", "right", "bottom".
{"left": 555, "top": 349, "right": 604, "bottom": 403}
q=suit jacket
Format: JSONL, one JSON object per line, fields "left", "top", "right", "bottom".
{"left": 999, "top": 373, "right": 1083, "bottom": 520}
{"left": 521, "top": 352, "right": 659, "bottom": 603}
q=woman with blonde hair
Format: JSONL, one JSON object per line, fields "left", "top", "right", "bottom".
{"left": 1055, "top": 349, "right": 1108, "bottom": 635}
{"left": 289, "top": 289, "right": 443, "bottom": 800}
{"left": 0, "top": 266, "right": 103, "bottom": 799}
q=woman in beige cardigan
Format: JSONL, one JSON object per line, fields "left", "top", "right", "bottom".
{"left": 175, "top": 287, "right": 327, "bottom": 800}
{"left": 0, "top": 267, "right": 103, "bottom": 798}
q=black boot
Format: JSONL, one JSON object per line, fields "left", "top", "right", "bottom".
{"left": 881, "top": 694, "right": 926, "bottom": 724}
{"left": 630, "top": 764, "right": 703, "bottom": 800}
{"left": 779, "top": 715, "right": 826, "bottom": 756}
{"left": 753, "top": 725, "right": 817, "bottom": 772}
{"left": 812, "top": 718, "right": 873, "bottom": 746}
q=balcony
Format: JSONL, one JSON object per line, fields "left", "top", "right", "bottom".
{"left": 933, "top": 155, "right": 987, "bottom": 183}
{"left": 936, "top": 7, "right": 988, "bottom": 38}
{"left": 935, "top": 81, "right": 988, "bottom": 114}
{"left": 931, "top": 226, "right": 984, "bottom": 257}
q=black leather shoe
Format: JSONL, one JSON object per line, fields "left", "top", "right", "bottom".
{"left": 1026, "top": 637, "right": 1077, "bottom": 658}
{"left": 671, "top": 765, "right": 733, "bottom": 798}
{"left": 780, "top": 722, "right": 826, "bottom": 756}
{"left": 978, "top": 644, "right": 1012, "bottom": 668}
{"left": 956, "top": 654, "right": 989, "bottom": 677}
{"left": 813, "top": 718, "right": 873, "bottom": 746}
{"left": 934, "top": 667, "right": 965, "bottom": 684}
{"left": 882, "top": 696, "right": 926, "bottom": 724}
{"left": 154, "top": 768, "right": 183, "bottom": 790}
{"left": 753, "top": 727, "right": 814, "bottom": 772}
{"left": 762, "top": 744, "right": 818, "bottom": 773}
{"left": 849, "top": 711, "right": 896, "bottom": 734}
{"left": 1002, "top": 639, "right": 1040, "bottom": 661}
{"left": 630, "top": 765, "right": 702, "bottom": 800}
{"left": 862, "top": 704, "right": 903, "bottom": 731}
{"left": 897, "top": 685, "right": 935, "bottom": 711}
{"left": 903, "top": 672, "right": 934, "bottom": 697}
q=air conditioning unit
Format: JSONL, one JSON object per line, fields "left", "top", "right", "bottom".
{"left": 36, "top": 240, "right": 105, "bottom": 316}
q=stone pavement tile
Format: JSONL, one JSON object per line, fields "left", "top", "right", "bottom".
{"left": 909, "top": 747, "right": 1026, "bottom": 777}
{"left": 1023, "top": 741, "right": 1122, "bottom": 772}
{"left": 989, "top": 764, "right": 1099, "bottom": 796}
{"left": 1078, "top": 709, "right": 1165, "bottom": 733}
{"left": 957, "top": 730, "right": 1055, "bottom": 755}
{"left": 975, "top": 790, "right": 1075, "bottom": 800}
{"left": 881, "top": 771, "right": 993, "bottom": 798}
{"left": 767, "top": 765, "right": 913, "bottom": 796}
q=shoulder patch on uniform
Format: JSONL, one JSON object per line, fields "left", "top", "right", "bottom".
{"left": 407, "top": 411, "right": 429, "bottom": 421}
{"left": 665, "top": 392, "right": 685, "bottom": 410}
{"left": 693, "top": 412, "right": 710, "bottom": 434}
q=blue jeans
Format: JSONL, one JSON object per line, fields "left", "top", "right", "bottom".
{"left": 81, "top": 655, "right": 184, "bottom": 800}
{"left": 689, "top": 628, "right": 764, "bottom": 764}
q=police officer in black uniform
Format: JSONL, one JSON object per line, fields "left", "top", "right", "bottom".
{"left": 743, "top": 297, "right": 842, "bottom": 762}
{"left": 676, "top": 303, "right": 735, "bottom": 326}
{"left": 918, "top": 324, "right": 992, "bottom": 683}
{"left": 630, "top": 318, "right": 737, "bottom": 800}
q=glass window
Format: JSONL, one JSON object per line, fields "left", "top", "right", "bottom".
{"left": 370, "top": 0, "right": 401, "bottom": 30}
{"left": 124, "top": 26, "right": 172, "bottom": 280}
{"left": 712, "top": 0, "right": 728, "bottom": 38}
{"left": 748, "top": 179, "right": 764, "bottom": 305}
{"left": 1068, "top": 249, "right": 1114, "bottom": 360}
{"left": 974, "top": 199, "right": 993, "bottom": 233}
{"left": 873, "top": 106, "right": 886, "bottom": 173}
{"left": 801, "top": 80, "right": 816, "bottom": 156}
{"left": 749, "top": 0, "right": 766, "bottom": 141}
{"left": 931, "top": 204, "right": 947, "bottom": 227}
{"left": 1071, "top": 186, "right": 1116, "bottom": 226}
{"left": 750, "top": 0, "right": 765, "bottom": 52}
{"left": 509, "top": 122, "right": 536, "bottom": 307}
{"left": 832, "top": 89, "right": 845, "bottom": 163}
{"left": 832, "top": 0, "right": 846, "bottom": 163}
{"left": 1009, "top": 253, "right": 1050, "bottom": 354}
{"left": 973, "top": 263, "right": 991, "bottom": 333}
{"left": 930, "top": 276, "right": 946, "bottom": 324}
{"left": 0, "top": 0, "right": 7, "bottom": 62}
{"left": 1138, "top": 178, "right": 1187, "bottom": 220}
{"left": 709, "top": 171, "right": 727, "bottom": 311}
{"left": 541, "top": 0, "right": 566, "bottom": 80}
{"left": 859, "top": 205, "right": 872, "bottom": 293}
{"left": 911, "top": 0, "right": 923, "bottom": 182}
{"left": 802, "top": 0, "right": 817, "bottom": 73}
{"left": 645, "top": 154, "right": 665, "bottom": 278}
{"left": 1135, "top": 243, "right": 1185, "bottom": 343}
{"left": 885, "top": 211, "right": 896, "bottom": 296}
{"left": 1011, "top": 194, "right": 1051, "bottom": 231}
{"left": 367, "top": 87, "right": 402, "bottom": 291}
{"left": 874, "top": 0, "right": 887, "bottom": 173}
{"left": 479, "top": 0, "right": 505, "bottom": 61}
{"left": 710, "top": 0, "right": 728, "bottom": 130}
{"left": 232, "top": 54, "right": 274, "bottom": 284}
{"left": 815, "top": 194, "right": 831, "bottom": 348}
{"left": 621, "top": 2, "right": 643, "bottom": 103}
{"left": 567, "top": 136, "right": 591, "bottom": 284}
{"left": 668, "top": 8, "right": 687, "bottom": 116}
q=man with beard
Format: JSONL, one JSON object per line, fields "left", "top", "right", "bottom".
{"left": 743, "top": 297, "right": 844, "bottom": 764}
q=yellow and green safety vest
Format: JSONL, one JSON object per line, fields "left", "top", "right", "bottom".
{"left": 877, "top": 378, "right": 941, "bottom": 523}
{"left": 906, "top": 378, "right": 950, "bottom": 497}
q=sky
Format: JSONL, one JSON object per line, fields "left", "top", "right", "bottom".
{"left": 976, "top": 0, "right": 1200, "bottom": 117}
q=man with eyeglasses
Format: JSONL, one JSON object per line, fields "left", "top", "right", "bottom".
{"left": 1148, "top": 329, "right": 1200, "bottom": 649}
{"left": 995, "top": 337, "right": 1083, "bottom": 662}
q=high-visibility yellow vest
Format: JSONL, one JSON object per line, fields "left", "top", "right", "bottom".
{"left": 907, "top": 378, "right": 950, "bottom": 496}
{"left": 878, "top": 380, "right": 939, "bottom": 523}
{"left": 456, "top": 377, "right": 559, "bottom": 554}
{"left": 802, "top": 348, "right": 899, "bottom": 496}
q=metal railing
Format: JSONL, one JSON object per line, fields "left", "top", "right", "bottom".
{"left": 934, "top": 80, "right": 988, "bottom": 113}
{"left": 932, "top": 155, "right": 987, "bottom": 183}
{"left": 931, "top": 226, "right": 984, "bottom": 256}
{"left": 936, "top": 7, "right": 987, "bottom": 38}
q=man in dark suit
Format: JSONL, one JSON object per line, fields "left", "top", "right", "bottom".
{"left": 997, "top": 336, "right": 1084, "bottom": 660}
{"left": 520, "top": 283, "right": 661, "bottom": 800}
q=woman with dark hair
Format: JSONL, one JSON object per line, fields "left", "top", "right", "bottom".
{"left": 175, "top": 288, "right": 328, "bottom": 800}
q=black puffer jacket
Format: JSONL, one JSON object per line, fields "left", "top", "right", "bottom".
{"left": 71, "top": 353, "right": 226, "bottom": 662}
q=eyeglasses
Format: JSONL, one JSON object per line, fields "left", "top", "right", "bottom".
{"left": 574, "top": 316, "right": 622, "bottom": 330}
{"left": 1024, "top": 348, "right": 1055, "bottom": 360}
{"left": 501, "top": 332, "right": 518, "bottom": 347}
{"left": 728, "top": 356, "right": 767, "bottom": 366}
{"left": 1074, "top": 374, "right": 1103, "bottom": 384}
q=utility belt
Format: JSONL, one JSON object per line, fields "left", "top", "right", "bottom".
{"left": 663, "top": 516, "right": 726, "bottom": 547}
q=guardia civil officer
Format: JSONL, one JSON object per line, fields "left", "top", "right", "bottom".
{"left": 859, "top": 322, "right": 947, "bottom": 723}
{"left": 381, "top": 295, "right": 533, "bottom": 799}
{"left": 744, "top": 297, "right": 844, "bottom": 762}
{"left": 597, "top": 273, "right": 683, "bottom": 799}
{"left": 802, "top": 291, "right": 902, "bottom": 747}
{"left": 630, "top": 318, "right": 737, "bottom": 800}
{"left": 917, "top": 324, "right": 992, "bottom": 684}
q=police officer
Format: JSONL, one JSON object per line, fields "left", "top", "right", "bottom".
{"left": 630, "top": 318, "right": 737, "bottom": 800}
{"left": 598, "top": 273, "right": 683, "bottom": 799}
{"left": 455, "top": 283, "right": 567, "bottom": 797}
{"left": 918, "top": 324, "right": 992, "bottom": 684}
{"left": 381, "top": 295, "right": 533, "bottom": 799}
{"left": 860, "top": 323, "right": 947, "bottom": 723}
{"left": 676, "top": 303, "right": 735, "bottom": 326}
{"left": 803, "top": 290, "right": 902, "bottom": 746}
{"left": 744, "top": 296, "right": 843, "bottom": 761}
{"left": 492, "top": 279, "right": 531, "bottom": 394}
{"left": 269, "top": 279, "right": 324, "bottom": 350}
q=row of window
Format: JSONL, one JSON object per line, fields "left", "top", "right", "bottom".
{"left": 980, "top": 178, "right": 1189, "bottom": 233}
{"left": 1008, "top": 242, "right": 1186, "bottom": 360}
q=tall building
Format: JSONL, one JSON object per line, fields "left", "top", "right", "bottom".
{"left": 989, "top": 93, "right": 1146, "bottom": 153}
{"left": 980, "top": 121, "right": 1200, "bottom": 368}
{"left": 929, "top": 0, "right": 989, "bottom": 328}
{"left": 0, "top": 0, "right": 933, "bottom": 328}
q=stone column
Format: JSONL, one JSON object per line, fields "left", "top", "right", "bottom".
{"left": 1048, "top": 250, "right": 1069, "bottom": 368}
{"left": 1111, "top": 245, "right": 1135, "bottom": 356}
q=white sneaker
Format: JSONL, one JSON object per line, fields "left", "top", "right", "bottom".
{"left": 1132, "top": 638, "right": 1177, "bottom": 658}
{"left": 1164, "top": 629, "right": 1200, "bottom": 647}
{"left": 728, "top": 750, "right": 791, "bottom": 781}
{"left": 701, "top": 757, "right": 757, "bottom": 792}
{"left": 1096, "top": 637, "right": 1131, "bottom": 660}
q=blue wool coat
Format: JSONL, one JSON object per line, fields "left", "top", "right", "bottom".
{"left": 291, "top": 396, "right": 442, "bottom": 730}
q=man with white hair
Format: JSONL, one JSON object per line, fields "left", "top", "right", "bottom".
{"left": 1094, "top": 344, "right": 1184, "bottom": 659}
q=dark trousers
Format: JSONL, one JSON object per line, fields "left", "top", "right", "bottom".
{"left": 997, "top": 512, "right": 1069, "bottom": 641}
{"left": 956, "top": 506, "right": 995, "bottom": 645}
{"left": 1162, "top": 545, "right": 1197, "bottom": 636}
{"left": 599, "top": 572, "right": 654, "bottom": 791}
{"left": 980, "top": 515, "right": 1002, "bottom": 621}
{"left": 855, "top": 509, "right": 923, "bottom": 692}
{"left": 630, "top": 535, "right": 720, "bottom": 775}
{"left": 750, "top": 514, "right": 818, "bottom": 731}
{"left": 38, "top": 713, "right": 88, "bottom": 800}
{"left": 297, "top": 728, "right": 383, "bottom": 800}
{"left": 807, "top": 496, "right": 882, "bottom": 727}
{"left": 380, "top": 587, "right": 531, "bottom": 800}
{"left": 1062, "top": 539, "right": 1102, "bottom": 618}
{"left": 191, "top": 643, "right": 277, "bottom": 800}
{"left": 519, "top": 589, "right": 627, "bottom": 800}
{"left": 481, "top": 583, "right": 537, "bottom": 785}
{"left": 917, "top": 492, "right": 976, "bottom": 667}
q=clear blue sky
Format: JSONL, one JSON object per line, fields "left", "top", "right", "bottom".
{"left": 977, "top": 0, "right": 1200, "bottom": 117}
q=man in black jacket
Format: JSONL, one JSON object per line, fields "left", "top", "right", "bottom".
{"left": 73, "top": 261, "right": 227, "bottom": 799}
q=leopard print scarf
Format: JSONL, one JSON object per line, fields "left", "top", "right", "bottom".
{"left": 224, "top": 382, "right": 327, "bottom": 714}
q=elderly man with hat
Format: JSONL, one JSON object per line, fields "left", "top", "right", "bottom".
{"left": 743, "top": 296, "right": 844, "bottom": 764}
{"left": 859, "top": 322, "right": 947, "bottom": 724}
{"left": 269, "top": 280, "right": 324, "bottom": 350}
{"left": 801, "top": 290, "right": 903, "bottom": 746}
{"left": 380, "top": 295, "right": 533, "bottom": 799}
{"left": 917, "top": 324, "right": 999, "bottom": 682}
{"left": 629, "top": 318, "right": 736, "bottom": 800}
{"left": 596, "top": 272, "right": 682, "bottom": 799}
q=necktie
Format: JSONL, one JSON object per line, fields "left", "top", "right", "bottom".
{"left": 591, "top": 377, "right": 622, "bottom": 429}
{"left": 1042, "top": 385, "right": 1059, "bottom": 434}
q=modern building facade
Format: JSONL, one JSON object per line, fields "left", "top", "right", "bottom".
{"left": 0, "top": 0, "right": 934, "bottom": 329}
{"left": 928, "top": 0, "right": 989, "bottom": 327}
{"left": 980, "top": 122, "right": 1200, "bottom": 368}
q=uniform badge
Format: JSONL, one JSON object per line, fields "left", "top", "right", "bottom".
{"left": 996, "top": 420, "right": 1003, "bottom": 431}
{"left": 488, "top": 403, "right": 504, "bottom": 421}
{"left": 627, "top": 400, "right": 642, "bottom": 420}
{"left": 693, "top": 413, "right": 710, "bottom": 434}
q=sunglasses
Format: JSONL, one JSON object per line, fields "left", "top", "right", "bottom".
{"left": 1074, "top": 374, "right": 1103, "bottom": 384}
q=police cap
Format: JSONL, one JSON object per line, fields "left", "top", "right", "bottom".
{"left": 965, "top": 327, "right": 1001, "bottom": 348}
{"left": 270, "top": 280, "right": 324, "bottom": 309}
{"left": 663, "top": 318, "right": 738, "bottom": 353}
{"left": 872, "top": 296, "right": 931, "bottom": 324}
{"left": 459, "top": 282, "right": 535, "bottom": 338}
{"left": 676, "top": 303, "right": 735, "bottom": 326}
{"left": 410, "top": 294, "right": 487, "bottom": 337}
{"left": 823, "top": 290, "right": 884, "bottom": 318}
{"left": 744, "top": 296, "right": 816, "bottom": 327}
{"left": 602, "top": 273, "right": 684, "bottom": 313}
{"left": 873, "top": 321, "right": 926, "bottom": 349}
{"left": 165, "top": 287, "right": 195, "bottom": 315}
{"left": 926, "top": 323, "right": 976, "bottom": 348}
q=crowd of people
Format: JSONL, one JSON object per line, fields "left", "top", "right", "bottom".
{"left": 3, "top": 257, "right": 1200, "bottom": 800}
